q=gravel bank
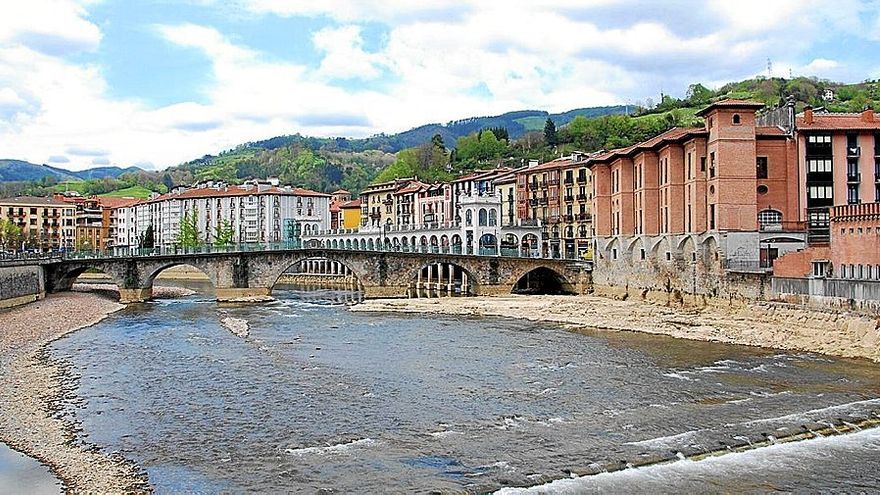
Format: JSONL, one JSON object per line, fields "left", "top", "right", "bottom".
{"left": 0, "top": 291, "right": 150, "bottom": 493}
{"left": 352, "top": 295, "right": 880, "bottom": 362}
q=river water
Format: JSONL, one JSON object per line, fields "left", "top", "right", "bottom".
{"left": 47, "top": 288, "right": 880, "bottom": 493}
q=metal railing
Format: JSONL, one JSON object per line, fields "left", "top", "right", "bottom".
{"left": 1, "top": 237, "right": 596, "bottom": 263}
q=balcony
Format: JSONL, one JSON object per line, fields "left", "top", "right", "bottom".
{"left": 562, "top": 214, "right": 574, "bottom": 223}
{"left": 847, "top": 172, "right": 861, "bottom": 183}
{"left": 538, "top": 197, "right": 548, "bottom": 205}
{"left": 577, "top": 175, "right": 587, "bottom": 183}
{"left": 847, "top": 146, "right": 861, "bottom": 157}
{"left": 577, "top": 193, "right": 588, "bottom": 201}
{"left": 548, "top": 178, "right": 559, "bottom": 186}
{"left": 564, "top": 195, "right": 574, "bottom": 202}
{"left": 564, "top": 177, "right": 574, "bottom": 185}
{"left": 577, "top": 213, "right": 592, "bottom": 222}
{"left": 382, "top": 199, "right": 393, "bottom": 206}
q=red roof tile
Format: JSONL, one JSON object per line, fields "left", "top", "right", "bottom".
{"left": 796, "top": 113, "right": 880, "bottom": 130}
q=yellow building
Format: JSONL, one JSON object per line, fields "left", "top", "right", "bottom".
{"left": 0, "top": 196, "right": 76, "bottom": 251}
{"left": 340, "top": 199, "right": 362, "bottom": 229}
{"left": 359, "top": 177, "right": 416, "bottom": 229}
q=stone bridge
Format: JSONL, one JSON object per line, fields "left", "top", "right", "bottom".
{"left": 42, "top": 249, "right": 592, "bottom": 303}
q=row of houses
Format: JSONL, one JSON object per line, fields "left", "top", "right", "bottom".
{"left": 314, "top": 158, "right": 595, "bottom": 258}
{"left": 577, "top": 98, "right": 880, "bottom": 299}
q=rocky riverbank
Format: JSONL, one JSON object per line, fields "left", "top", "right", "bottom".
{"left": 0, "top": 291, "right": 150, "bottom": 493}
{"left": 352, "top": 295, "right": 880, "bottom": 362}
{"left": 0, "top": 284, "right": 195, "bottom": 493}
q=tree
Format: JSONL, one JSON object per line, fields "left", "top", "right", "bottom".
{"left": 0, "top": 219, "right": 23, "bottom": 251}
{"left": 431, "top": 133, "right": 445, "bottom": 151}
{"left": 161, "top": 173, "right": 175, "bottom": 190}
{"left": 543, "top": 118, "right": 557, "bottom": 146}
{"left": 175, "top": 209, "right": 203, "bottom": 248}
{"left": 685, "top": 83, "right": 713, "bottom": 106}
{"left": 140, "top": 224, "right": 155, "bottom": 249}
{"left": 213, "top": 219, "right": 235, "bottom": 247}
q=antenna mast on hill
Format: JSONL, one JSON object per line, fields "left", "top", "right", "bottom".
{"left": 767, "top": 58, "right": 773, "bottom": 77}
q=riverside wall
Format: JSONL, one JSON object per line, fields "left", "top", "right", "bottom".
{"left": 0, "top": 265, "right": 46, "bottom": 309}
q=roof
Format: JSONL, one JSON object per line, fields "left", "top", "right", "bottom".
{"left": 394, "top": 181, "right": 426, "bottom": 195}
{"left": 585, "top": 127, "right": 707, "bottom": 166}
{"left": 99, "top": 197, "right": 142, "bottom": 209}
{"left": 756, "top": 126, "right": 788, "bottom": 137}
{"left": 148, "top": 184, "right": 329, "bottom": 203}
{"left": 331, "top": 189, "right": 350, "bottom": 195}
{"left": 796, "top": 112, "right": 880, "bottom": 131}
{"left": 0, "top": 196, "right": 69, "bottom": 206}
{"left": 521, "top": 156, "right": 576, "bottom": 173}
{"left": 695, "top": 98, "right": 765, "bottom": 117}
{"left": 340, "top": 199, "right": 362, "bottom": 209}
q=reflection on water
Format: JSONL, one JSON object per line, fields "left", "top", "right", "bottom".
{"left": 49, "top": 290, "right": 880, "bottom": 493}
{"left": 0, "top": 443, "right": 61, "bottom": 495}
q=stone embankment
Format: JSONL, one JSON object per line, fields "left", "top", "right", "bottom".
{"left": 352, "top": 295, "right": 880, "bottom": 362}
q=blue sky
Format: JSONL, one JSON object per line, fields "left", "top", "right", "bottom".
{"left": 1, "top": 0, "right": 879, "bottom": 171}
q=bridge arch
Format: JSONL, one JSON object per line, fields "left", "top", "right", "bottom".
{"left": 146, "top": 262, "right": 218, "bottom": 293}
{"left": 266, "top": 255, "right": 364, "bottom": 295}
{"left": 511, "top": 266, "right": 574, "bottom": 295}
{"left": 48, "top": 263, "right": 125, "bottom": 298}
{"left": 408, "top": 261, "right": 476, "bottom": 297}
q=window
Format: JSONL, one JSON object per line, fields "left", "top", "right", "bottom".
{"left": 709, "top": 204, "right": 716, "bottom": 230}
{"left": 700, "top": 156, "right": 706, "bottom": 172}
{"left": 808, "top": 186, "right": 833, "bottom": 199}
{"left": 757, "top": 185, "right": 769, "bottom": 195}
{"left": 807, "top": 159, "right": 833, "bottom": 173}
{"left": 807, "top": 135, "right": 832, "bottom": 144}
{"left": 733, "top": 114, "right": 741, "bottom": 125}
{"left": 756, "top": 157, "right": 768, "bottom": 179}
{"left": 709, "top": 152, "right": 716, "bottom": 178}
{"left": 847, "top": 184, "right": 860, "bottom": 204}
{"left": 758, "top": 209, "right": 782, "bottom": 231}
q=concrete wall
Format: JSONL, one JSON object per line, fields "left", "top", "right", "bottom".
{"left": 772, "top": 276, "right": 880, "bottom": 315}
{"left": 0, "top": 265, "right": 46, "bottom": 309}
{"left": 592, "top": 232, "right": 771, "bottom": 306}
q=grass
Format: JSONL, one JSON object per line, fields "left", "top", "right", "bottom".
{"left": 514, "top": 116, "right": 549, "bottom": 132}
{"left": 99, "top": 185, "right": 155, "bottom": 199}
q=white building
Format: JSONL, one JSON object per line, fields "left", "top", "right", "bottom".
{"left": 113, "top": 180, "right": 331, "bottom": 250}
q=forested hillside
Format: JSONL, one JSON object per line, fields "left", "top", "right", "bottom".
{"left": 5, "top": 76, "right": 879, "bottom": 199}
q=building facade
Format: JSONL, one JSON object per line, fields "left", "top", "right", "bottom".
{"left": 0, "top": 196, "right": 76, "bottom": 251}
{"left": 113, "top": 180, "right": 330, "bottom": 249}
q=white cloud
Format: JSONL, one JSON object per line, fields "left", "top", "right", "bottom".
{"left": 0, "top": 0, "right": 102, "bottom": 55}
{"left": 312, "top": 25, "right": 383, "bottom": 80}
{"left": 1, "top": 1, "right": 879, "bottom": 171}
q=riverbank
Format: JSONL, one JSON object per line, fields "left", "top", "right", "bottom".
{"left": 352, "top": 295, "right": 880, "bottom": 362}
{"left": 0, "top": 284, "right": 192, "bottom": 493}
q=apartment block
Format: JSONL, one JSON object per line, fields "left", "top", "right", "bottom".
{"left": 0, "top": 196, "right": 76, "bottom": 250}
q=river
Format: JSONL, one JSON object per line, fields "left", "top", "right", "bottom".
{"left": 45, "top": 288, "right": 880, "bottom": 493}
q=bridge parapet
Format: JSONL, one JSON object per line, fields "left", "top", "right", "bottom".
{"left": 36, "top": 248, "right": 591, "bottom": 303}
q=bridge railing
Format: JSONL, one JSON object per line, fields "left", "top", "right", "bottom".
{"left": 38, "top": 240, "right": 592, "bottom": 263}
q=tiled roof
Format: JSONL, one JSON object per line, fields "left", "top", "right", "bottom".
{"left": 756, "top": 126, "right": 788, "bottom": 136}
{"left": 99, "top": 197, "right": 142, "bottom": 208}
{"left": 148, "top": 184, "right": 329, "bottom": 203}
{"left": 331, "top": 189, "right": 350, "bottom": 194}
{"left": 340, "top": 199, "right": 362, "bottom": 208}
{"left": 0, "top": 196, "right": 69, "bottom": 206}
{"left": 695, "top": 98, "right": 765, "bottom": 116}
{"left": 796, "top": 113, "right": 880, "bottom": 130}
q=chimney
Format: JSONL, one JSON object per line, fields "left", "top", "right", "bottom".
{"left": 804, "top": 106, "right": 814, "bottom": 125}
{"left": 861, "top": 107, "right": 874, "bottom": 123}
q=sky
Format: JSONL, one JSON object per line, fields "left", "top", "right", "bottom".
{"left": 1, "top": 0, "right": 879, "bottom": 172}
